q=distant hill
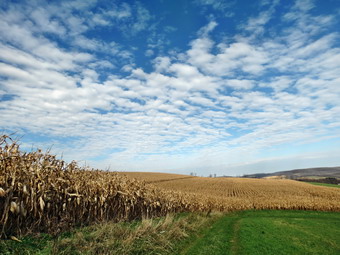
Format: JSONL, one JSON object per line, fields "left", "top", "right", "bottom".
{"left": 243, "top": 167, "right": 340, "bottom": 179}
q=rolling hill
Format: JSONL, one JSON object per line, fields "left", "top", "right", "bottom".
{"left": 243, "top": 166, "right": 340, "bottom": 179}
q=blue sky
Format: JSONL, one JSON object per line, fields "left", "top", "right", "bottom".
{"left": 1, "top": 0, "right": 340, "bottom": 176}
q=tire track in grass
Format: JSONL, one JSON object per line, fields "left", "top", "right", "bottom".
{"left": 230, "top": 218, "right": 241, "bottom": 255}
{"left": 179, "top": 213, "right": 239, "bottom": 255}
{"left": 178, "top": 210, "right": 340, "bottom": 255}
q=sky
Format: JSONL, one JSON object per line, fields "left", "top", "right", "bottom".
{"left": 1, "top": 0, "right": 340, "bottom": 176}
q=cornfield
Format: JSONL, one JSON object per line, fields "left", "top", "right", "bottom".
{"left": 1, "top": 135, "right": 340, "bottom": 238}
{"left": 121, "top": 172, "right": 340, "bottom": 212}
{"left": 0, "top": 136, "right": 203, "bottom": 238}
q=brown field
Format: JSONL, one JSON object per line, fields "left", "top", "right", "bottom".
{"left": 119, "top": 172, "right": 194, "bottom": 184}
{"left": 119, "top": 172, "right": 340, "bottom": 212}
{"left": 1, "top": 135, "right": 340, "bottom": 238}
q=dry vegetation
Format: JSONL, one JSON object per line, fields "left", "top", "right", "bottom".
{"left": 52, "top": 213, "right": 214, "bottom": 255}
{"left": 0, "top": 136, "right": 204, "bottom": 238}
{"left": 119, "top": 172, "right": 340, "bottom": 212}
{"left": 121, "top": 172, "right": 195, "bottom": 184}
{"left": 1, "top": 135, "right": 340, "bottom": 238}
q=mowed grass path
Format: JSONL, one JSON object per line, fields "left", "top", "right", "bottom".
{"left": 179, "top": 210, "right": 340, "bottom": 255}
{"left": 1, "top": 210, "right": 339, "bottom": 254}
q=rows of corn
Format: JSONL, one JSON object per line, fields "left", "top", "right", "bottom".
{"left": 1, "top": 135, "right": 340, "bottom": 238}
{"left": 0, "top": 136, "right": 207, "bottom": 238}
{"left": 121, "top": 172, "right": 340, "bottom": 212}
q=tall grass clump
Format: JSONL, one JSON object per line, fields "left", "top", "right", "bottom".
{"left": 52, "top": 213, "right": 215, "bottom": 255}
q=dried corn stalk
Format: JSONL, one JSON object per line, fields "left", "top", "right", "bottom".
{"left": 1, "top": 135, "right": 340, "bottom": 238}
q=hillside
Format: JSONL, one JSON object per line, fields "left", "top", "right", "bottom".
{"left": 242, "top": 167, "right": 340, "bottom": 179}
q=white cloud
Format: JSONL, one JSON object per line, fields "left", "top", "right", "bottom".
{"left": 0, "top": 62, "right": 33, "bottom": 81}
{"left": 30, "top": 7, "right": 67, "bottom": 35}
{"left": 187, "top": 37, "right": 214, "bottom": 70}
{"left": 293, "top": 33, "right": 338, "bottom": 58}
{"left": 225, "top": 79, "right": 254, "bottom": 90}
{"left": 240, "top": 0, "right": 280, "bottom": 38}
{"left": 294, "top": 0, "right": 315, "bottom": 12}
{"left": 145, "top": 49, "right": 154, "bottom": 57}
{"left": 188, "top": 39, "right": 268, "bottom": 76}
{"left": 116, "top": 1, "right": 153, "bottom": 37}
{"left": 188, "top": 95, "right": 215, "bottom": 107}
{"left": 242, "top": 11, "right": 272, "bottom": 36}
{"left": 198, "top": 20, "right": 218, "bottom": 37}
{"left": 1, "top": 0, "right": 340, "bottom": 175}
{"left": 169, "top": 64, "right": 201, "bottom": 79}
{"left": 260, "top": 76, "right": 293, "bottom": 92}
{"left": 106, "top": 3, "right": 131, "bottom": 19}
{"left": 194, "top": 0, "right": 235, "bottom": 17}
{"left": 73, "top": 36, "right": 109, "bottom": 52}
{"left": 153, "top": 56, "right": 171, "bottom": 73}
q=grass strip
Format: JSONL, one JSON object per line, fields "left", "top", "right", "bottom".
{"left": 178, "top": 212, "right": 239, "bottom": 255}
{"left": 308, "top": 182, "right": 340, "bottom": 188}
{"left": 238, "top": 211, "right": 340, "bottom": 255}
{"left": 1, "top": 210, "right": 339, "bottom": 255}
{"left": 0, "top": 213, "right": 217, "bottom": 255}
{"left": 180, "top": 210, "right": 340, "bottom": 255}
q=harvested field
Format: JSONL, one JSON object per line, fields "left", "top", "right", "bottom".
{"left": 119, "top": 172, "right": 340, "bottom": 212}
{"left": 120, "top": 172, "right": 194, "bottom": 184}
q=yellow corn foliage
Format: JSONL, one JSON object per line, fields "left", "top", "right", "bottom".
{"left": 0, "top": 136, "right": 201, "bottom": 237}
{"left": 121, "top": 172, "right": 340, "bottom": 212}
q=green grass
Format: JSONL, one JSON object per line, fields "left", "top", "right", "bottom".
{"left": 176, "top": 213, "right": 236, "bottom": 255}
{"left": 180, "top": 210, "right": 340, "bottom": 255}
{"left": 308, "top": 182, "right": 340, "bottom": 188}
{"left": 0, "top": 234, "right": 53, "bottom": 255}
{"left": 1, "top": 210, "right": 339, "bottom": 255}
{"left": 0, "top": 213, "right": 218, "bottom": 255}
{"left": 237, "top": 211, "right": 340, "bottom": 255}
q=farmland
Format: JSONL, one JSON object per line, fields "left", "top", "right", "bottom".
{"left": 120, "top": 172, "right": 340, "bottom": 211}
{"left": 0, "top": 136, "right": 202, "bottom": 238}
{"left": 1, "top": 135, "right": 340, "bottom": 239}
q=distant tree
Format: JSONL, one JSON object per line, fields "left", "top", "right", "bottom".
{"left": 324, "top": 177, "right": 338, "bottom": 184}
